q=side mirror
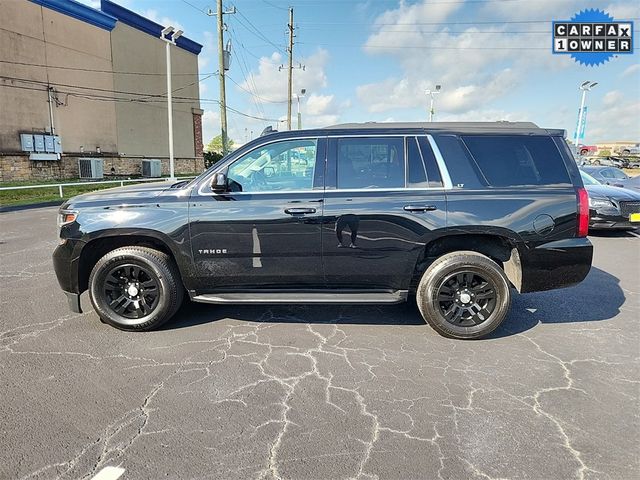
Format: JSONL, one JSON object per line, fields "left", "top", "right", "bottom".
{"left": 211, "top": 172, "right": 228, "bottom": 193}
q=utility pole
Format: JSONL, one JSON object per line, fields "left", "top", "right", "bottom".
{"left": 209, "top": 1, "right": 235, "bottom": 155}
{"left": 287, "top": 7, "right": 294, "bottom": 131}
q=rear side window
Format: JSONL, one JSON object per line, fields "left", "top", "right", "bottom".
{"left": 462, "top": 135, "right": 571, "bottom": 187}
{"left": 336, "top": 137, "right": 405, "bottom": 189}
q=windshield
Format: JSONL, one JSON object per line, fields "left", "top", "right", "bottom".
{"left": 580, "top": 171, "right": 601, "bottom": 186}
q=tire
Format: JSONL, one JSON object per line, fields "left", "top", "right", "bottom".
{"left": 622, "top": 149, "right": 630, "bottom": 155}
{"left": 580, "top": 149, "right": 588, "bottom": 155}
{"left": 416, "top": 251, "right": 512, "bottom": 339}
{"left": 88, "top": 246, "right": 184, "bottom": 331}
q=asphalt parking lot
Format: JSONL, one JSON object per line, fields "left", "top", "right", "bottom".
{"left": 1, "top": 206, "right": 638, "bottom": 480}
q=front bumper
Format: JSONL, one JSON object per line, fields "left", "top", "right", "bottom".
{"left": 53, "top": 238, "right": 84, "bottom": 294}
{"left": 590, "top": 213, "right": 639, "bottom": 230}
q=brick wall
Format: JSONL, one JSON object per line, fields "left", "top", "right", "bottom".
{"left": 0, "top": 155, "right": 205, "bottom": 182}
{"left": 192, "top": 109, "right": 204, "bottom": 157}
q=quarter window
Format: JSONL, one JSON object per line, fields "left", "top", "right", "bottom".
{"left": 336, "top": 137, "right": 405, "bottom": 189}
{"left": 461, "top": 135, "right": 571, "bottom": 187}
{"left": 227, "top": 139, "right": 317, "bottom": 192}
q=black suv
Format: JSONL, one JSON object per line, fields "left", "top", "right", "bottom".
{"left": 53, "top": 122, "right": 593, "bottom": 339}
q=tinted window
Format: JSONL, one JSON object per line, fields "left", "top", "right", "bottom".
{"left": 337, "top": 137, "right": 405, "bottom": 189}
{"left": 407, "top": 137, "right": 428, "bottom": 188}
{"left": 417, "top": 137, "right": 443, "bottom": 187}
{"left": 609, "top": 168, "right": 628, "bottom": 180}
{"left": 462, "top": 135, "right": 571, "bottom": 187}
{"left": 432, "top": 134, "right": 483, "bottom": 188}
{"left": 599, "top": 169, "right": 614, "bottom": 179}
{"left": 227, "top": 139, "right": 317, "bottom": 192}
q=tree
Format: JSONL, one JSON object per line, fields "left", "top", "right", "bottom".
{"left": 205, "top": 135, "right": 235, "bottom": 155}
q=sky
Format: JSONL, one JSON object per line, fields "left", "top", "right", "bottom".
{"left": 81, "top": 0, "right": 640, "bottom": 146}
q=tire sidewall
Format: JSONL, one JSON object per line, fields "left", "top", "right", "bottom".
{"left": 418, "top": 254, "right": 511, "bottom": 339}
{"left": 89, "top": 250, "right": 173, "bottom": 331}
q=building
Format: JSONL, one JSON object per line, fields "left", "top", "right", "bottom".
{"left": 0, "top": 0, "right": 204, "bottom": 181}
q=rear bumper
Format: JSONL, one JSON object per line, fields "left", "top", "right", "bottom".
{"left": 520, "top": 237, "right": 593, "bottom": 293}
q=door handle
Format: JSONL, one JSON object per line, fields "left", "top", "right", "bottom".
{"left": 285, "top": 207, "right": 316, "bottom": 215}
{"left": 403, "top": 205, "right": 437, "bottom": 212}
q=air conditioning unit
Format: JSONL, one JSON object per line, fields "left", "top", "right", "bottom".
{"left": 78, "top": 158, "right": 103, "bottom": 179}
{"left": 141, "top": 159, "right": 162, "bottom": 178}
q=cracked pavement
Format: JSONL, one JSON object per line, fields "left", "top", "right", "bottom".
{"left": 0, "top": 207, "right": 638, "bottom": 480}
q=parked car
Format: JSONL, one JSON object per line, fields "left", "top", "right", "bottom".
{"left": 580, "top": 171, "right": 640, "bottom": 229}
{"left": 614, "top": 143, "right": 640, "bottom": 156}
{"left": 577, "top": 144, "right": 598, "bottom": 155}
{"left": 590, "top": 156, "right": 627, "bottom": 168}
{"left": 582, "top": 166, "right": 634, "bottom": 187}
{"left": 53, "top": 122, "right": 593, "bottom": 339}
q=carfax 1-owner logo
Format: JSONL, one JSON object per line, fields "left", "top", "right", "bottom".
{"left": 553, "top": 8, "right": 634, "bottom": 66}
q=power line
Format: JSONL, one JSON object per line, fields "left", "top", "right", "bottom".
{"left": 234, "top": 8, "right": 287, "bottom": 55}
{"left": 0, "top": 76, "right": 283, "bottom": 123}
{"left": 296, "top": 18, "right": 640, "bottom": 26}
{"left": 227, "top": 75, "right": 287, "bottom": 103}
{"left": 0, "top": 59, "right": 217, "bottom": 76}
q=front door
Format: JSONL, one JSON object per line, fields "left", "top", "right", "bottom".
{"left": 321, "top": 135, "right": 447, "bottom": 291}
{"left": 188, "top": 137, "right": 326, "bottom": 292}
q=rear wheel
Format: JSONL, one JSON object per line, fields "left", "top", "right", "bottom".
{"left": 416, "top": 251, "right": 512, "bottom": 339}
{"left": 89, "top": 246, "right": 183, "bottom": 331}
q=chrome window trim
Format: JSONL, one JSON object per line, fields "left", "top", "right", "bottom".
{"left": 426, "top": 134, "right": 454, "bottom": 190}
{"left": 196, "top": 132, "right": 454, "bottom": 196}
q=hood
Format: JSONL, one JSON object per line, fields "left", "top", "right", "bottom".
{"left": 616, "top": 176, "right": 640, "bottom": 192}
{"left": 585, "top": 183, "right": 640, "bottom": 201}
{"left": 64, "top": 180, "right": 183, "bottom": 207}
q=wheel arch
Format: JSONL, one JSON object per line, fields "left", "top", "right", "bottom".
{"left": 413, "top": 233, "right": 523, "bottom": 292}
{"left": 77, "top": 230, "right": 188, "bottom": 294}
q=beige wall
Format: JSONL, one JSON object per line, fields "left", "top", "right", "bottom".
{"left": 110, "top": 23, "right": 201, "bottom": 158}
{"left": 0, "top": 0, "right": 118, "bottom": 153}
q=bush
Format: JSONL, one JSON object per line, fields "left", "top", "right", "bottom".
{"left": 204, "top": 151, "right": 223, "bottom": 169}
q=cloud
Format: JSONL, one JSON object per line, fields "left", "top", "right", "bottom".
{"left": 140, "top": 9, "right": 184, "bottom": 32}
{"left": 620, "top": 64, "right": 640, "bottom": 78}
{"left": 239, "top": 49, "right": 329, "bottom": 102}
{"left": 198, "top": 32, "right": 215, "bottom": 72}
{"left": 587, "top": 92, "right": 640, "bottom": 142}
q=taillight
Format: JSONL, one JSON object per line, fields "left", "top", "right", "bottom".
{"left": 576, "top": 187, "right": 589, "bottom": 237}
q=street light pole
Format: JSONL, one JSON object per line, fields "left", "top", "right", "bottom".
{"left": 574, "top": 81, "right": 598, "bottom": 151}
{"left": 425, "top": 84, "right": 442, "bottom": 122}
{"left": 160, "top": 26, "right": 182, "bottom": 180}
{"left": 296, "top": 88, "right": 306, "bottom": 130}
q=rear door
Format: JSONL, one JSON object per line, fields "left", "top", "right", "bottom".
{"left": 321, "top": 135, "right": 447, "bottom": 291}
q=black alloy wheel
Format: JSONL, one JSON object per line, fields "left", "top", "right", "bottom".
{"left": 435, "top": 271, "right": 497, "bottom": 327}
{"left": 416, "top": 251, "right": 512, "bottom": 339}
{"left": 103, "top": 263, "right": 160, "bottom": 319}
{"left": 89, "top": 246, "right": 183, "bottom": 331}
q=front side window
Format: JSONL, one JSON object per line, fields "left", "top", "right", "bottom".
{"left": 336, "top": 137, "right": 405, "bottom": 189}
{"left": 227, "top": 139, "right": 317, "bottom": 192}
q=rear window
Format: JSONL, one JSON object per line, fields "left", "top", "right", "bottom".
{"left": 462, "top": 135, "right": 571, "bottom": 187}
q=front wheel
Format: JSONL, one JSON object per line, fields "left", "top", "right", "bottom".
{"left": 88, "top": 246, "right": 183, "bottom": 331}
{"left": 416, "top": 251, "right": 512, "bottom": 339}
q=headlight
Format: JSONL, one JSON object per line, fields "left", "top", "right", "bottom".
{"left": 57, "top": 209, "right": 78, "bottom": 228}
{"left": 588, "top": 197, "right": 614, "bottom": 209}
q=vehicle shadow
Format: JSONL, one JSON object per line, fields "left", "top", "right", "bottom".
{"left": 164, "top": 266, "right": 625, "bottom": 338}
{"left": 489, "top": 266, "right": 625, "bottom": 338}
{"left": 588, "top": 229, "right": 638, "bottom": 238}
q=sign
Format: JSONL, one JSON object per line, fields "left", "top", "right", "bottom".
{"left": 553, "top": 9, "right": 634, "bottom": 66}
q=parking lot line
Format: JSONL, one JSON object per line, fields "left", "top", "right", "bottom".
{"left": 90, "top": 466, "right": 125, "bottom": 480}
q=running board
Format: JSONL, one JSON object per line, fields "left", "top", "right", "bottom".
{"left": 191, "top": 290, "right": 408, "bottom": 305}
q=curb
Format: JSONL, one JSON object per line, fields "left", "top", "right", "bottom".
{"left": 0, "top": 200, "right": 63, "bottom": 213}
